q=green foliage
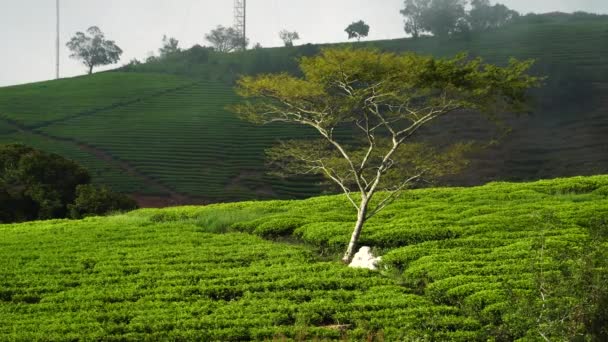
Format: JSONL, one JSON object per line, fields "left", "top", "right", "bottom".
{"left": 401, "top": 0, "right": 431, "bottom": 38}
{"left": 253, "top": 217, "right": 307, "bottom": 237}
{"left": 239, "top": 47, "right": 534, "bottom": 170}
{"left": 236, "top": 47, "right": 538, "bottom": 260}
{"left": 236, "top": 47, "right": 538, "bottom": 128}
{"left": 0, "top": 175, "right": 607, "bottom": 339}
{"left": 402, "top": 0, "right": 519, "bottom": 38}
{"left": 0, "top": 144, "right": 138, "bottom": 223}
{"left": 205, "top": 25, "right": 248, "bottom": 53}
{"left": 68, "top": 184, "right": 138, "bottom": 219}
{"left": 0, "top": 144, "right": 90, "bottom": 222}
{"left": 469, "top": 0, "right": 520, "bottom": 32}
{"left": 420, "top": 0, "right": 468, "bottom": 37}
{"left": 345, "top": 20, "right": 370, "bottom": 41}
{"left": 494, "top": 234, "right": 608, "bottom": 340}
{"left": 279, "top": 30, "right": 300, "bottom": 47}
{"left": 66, "top": 26, "right": 123, "bottom": 74}
{"left": 158, "top": 35, "right": 180, "bottom": 58}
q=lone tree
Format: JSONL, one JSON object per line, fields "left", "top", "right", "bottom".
{"left": 345, "top": 20, "right": 370, "bottom": 41}
{"left": 205, "top": 25, "right": 248, "bottom": 52}
{"left": 66, "top": 26, "right": 123, "bottom": 74}
{"left": 279, "top": 30, "right": 300, "bottom": 47}
{"left": 159, "top": 35, "right": 181, "bottom": 57}
{"left": 234, "top": 48, "right": 539, "bottom": 262}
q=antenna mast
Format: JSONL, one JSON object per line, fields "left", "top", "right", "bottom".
{"left": 234, "top": 0, "right": 246, "bottom": 49}
{"left": 56, "top": 0, "right": 60, "bottom": 79}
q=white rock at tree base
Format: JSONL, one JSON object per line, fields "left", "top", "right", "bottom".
{"left": 348, "top": 246, "right": 382, "bottom": 270}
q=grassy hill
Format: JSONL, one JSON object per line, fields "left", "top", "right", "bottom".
{"left": 0, "top": 13, "right": 607, "bottom": 204}
{"left": 0, "top": 73, "right": 321, "bottom": 204}
{"left": 1, "top": 175, "right": 607, "bottom": 340}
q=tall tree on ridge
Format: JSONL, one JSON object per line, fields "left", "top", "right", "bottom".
{"left": 66, "top": 26, "right": 123, "bottom": 75}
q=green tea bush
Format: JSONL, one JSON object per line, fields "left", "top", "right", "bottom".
{"left": 2, "top": 175, "right": 608, "bottom": 340}
{"left": 148, "top": 210, "right": 191, "bottom": 223}
{"left": 539, "top": 177, "right": 602, "bottom": 195}
{"left": 363, "top": 223, "right": 464, "bottom": 247}
{"left": 592, "top": 185, "right": 608, "bottom": 197}
{"left": 68, "top": 184, "right": 138, "bottom": 219}
{"left": 294, "top": 222, "right": 352, "bottom": 250}
{"left": 253, "top": 217, "right": 307, "bottom": 237}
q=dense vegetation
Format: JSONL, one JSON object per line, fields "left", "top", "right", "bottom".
{"left": 0, "top": 13, "right": 607, "bottom": 203}
{"left": 0, "top": 144, "right": 137, "bottom": 223}
{"left": 1, "top": 175, "right": 607, "bottom": 340}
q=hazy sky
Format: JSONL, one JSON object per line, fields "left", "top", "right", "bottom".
{"left": 1, "top": 0, "right": 607, "bottom": 87}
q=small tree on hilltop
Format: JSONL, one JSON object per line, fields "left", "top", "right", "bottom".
{"left": 345, "top": 20, "right": 370, "bottom": 42}
{"left": 233, "top": 48, "right": 539, "bottom": 262}
{"left": 66, "top": 26, "right": 123, "bottom": 74}
{"left": 279, "top": 30, "right": 300, "bottom": 47}
{"left": 205, "top": 25, "right": 248, "bottom": 53}
{"left": 159, "top": 35, "right": 181, "bottom": 57}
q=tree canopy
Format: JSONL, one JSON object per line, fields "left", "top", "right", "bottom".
{"left": 345, "top": 20, "right": 370, "bottom": 41}
{"left": 401, "top": 0, "right": 519, "bottom": 38}
{"left": 401, "top": 0, "right": 431, "bottom": 38}
{"left": 422, "top": 0, "right": 468, "bottom": 37}
{"left": 159, "top": 35, "right": 181, "bottom": 57}
{"left": 66, "top": 26, "right": 123, "bottom": 74}
{"left": 204, "top": 25, "right": 248, "bottom": 53}
{"left": 469, "top": 0, "right": 520, "bottom": 32}
{"left": 0, "top": 144, "right": 137, "bottom": 223}
{"left": 234, "top": 48, "right": 539, "bottom": 262}
{"left": 279, "top": 30, "right": 300, "bottom": 47}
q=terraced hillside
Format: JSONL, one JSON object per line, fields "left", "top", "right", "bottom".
{"left": 0, "top": 72, "right": 320, "bottom": 204}
{"left": 0, "top": 13, "right": 607, "bottom": 203}
{"left": 1, "top": 175, "right": 607, "bottom": 340}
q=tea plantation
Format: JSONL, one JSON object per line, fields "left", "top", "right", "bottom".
{"left": 0, "top": 72, "right": 320, "bottom": 201}
{"left": 1, "top": 175, "right": 607, "bottom": 340}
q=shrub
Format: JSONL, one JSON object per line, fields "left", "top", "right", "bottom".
{"left": 253, "top": 217, "right": 306, "bottom": 237}
{"left": 68, "top": 184, "right": 138, "bottom": 219}
{"left": 0, "top": 144, "right": 90, "bottom": 222}
{"left": 592, "top": 186, "right": 608, "bottom": 197}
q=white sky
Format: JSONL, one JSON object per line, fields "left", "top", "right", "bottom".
{"left": 1, "top": 0, "right": 607, "bottom": 87}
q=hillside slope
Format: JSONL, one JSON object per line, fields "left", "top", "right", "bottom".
{"left": 1, "top": 175, "right": 607, "bottom": 340}
{"left": 0, "top": 73, "right": 320, "bottom": 204}
{"left": 1, "top": 13, "right": 607, "bottom": 203}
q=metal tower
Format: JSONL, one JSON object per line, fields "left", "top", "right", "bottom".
{"left": 56, "top": 0, "right": 60, "bottom": 79}
{"left": 234, "top": 0, "right": 246, "bottom": 49}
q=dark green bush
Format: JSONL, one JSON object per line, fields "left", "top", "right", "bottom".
{"left": 68, "top": 184, "right": 138, "bottom": 219}
{"left": 253, "top": 217, "right": 306, "bottom": 237}
{"left": 0, "top": 144, "right": 90, "bottom": 222}
{"left": 592, "top": 186, "right": 608, "bottom": 197}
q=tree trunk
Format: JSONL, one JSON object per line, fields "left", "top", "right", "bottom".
{"left": 342, "top": 200, "right": 368, "bottom": 263}
{"left": 88, "top": 65, "right": 93, "bottom": 75}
